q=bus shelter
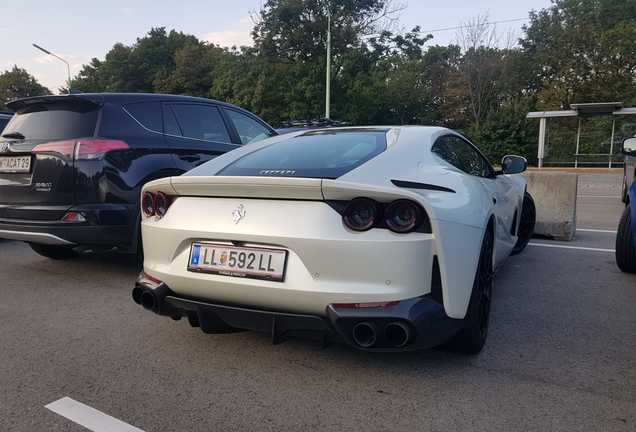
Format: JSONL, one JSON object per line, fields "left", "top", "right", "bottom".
{"left": 527, "top": 102, "right": 636, "bottom": 168}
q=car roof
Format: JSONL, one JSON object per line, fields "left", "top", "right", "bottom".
{"left": 7, "top": 93, "right": 251, "bottom": 114}
{"left": 288, "top": 125, "right": 450, "bottom": 138}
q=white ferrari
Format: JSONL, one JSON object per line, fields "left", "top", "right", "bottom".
{"left": 132, "top": 127, "right": 535, "bottom": 354}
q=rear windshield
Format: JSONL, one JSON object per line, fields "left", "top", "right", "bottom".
{"left": 218, "top": 129, "right": 387, "bottom": 179}
{"left": 3, "top": 102, "right": 98, "bottom": 141}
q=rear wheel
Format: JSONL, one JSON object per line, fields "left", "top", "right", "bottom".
{"left": 615, "top": 206, "right": 636, "bottom": 273}
{"left": 511, "top": 192, "right": 536, "bottom": 256}
{"left": 446, "top": 226, "right": 494, "bottom": 355}
{"left": 29, "top": 243, "right": 78, "bottom": 260}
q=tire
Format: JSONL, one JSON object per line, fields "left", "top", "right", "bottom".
{"left": 511, "top": 192, "right": 536, "bottom": 256}
{"left": 446, "top": 226, "right": 494, "bottom": 355}
{"left": 29, "top": 243, "right": 78, "bottom": 260}
{"left": 615, "top": 206, "right": 636, "bottom": 273}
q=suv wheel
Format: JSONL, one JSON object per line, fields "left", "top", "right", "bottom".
{"left": 29, "top": 244, "right": 78, "bottom": 260}
{"left": 615, "top": 206, "right": 636, "bottom": 273}
{"left": 511, "top": 192, "right": 536, "bottom": 255}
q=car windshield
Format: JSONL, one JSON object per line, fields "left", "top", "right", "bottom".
{"left": 217, "top": 129, "right": 388, "bottom": 179}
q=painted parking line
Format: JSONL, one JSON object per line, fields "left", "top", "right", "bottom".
{"left": 529, "top": 242, "right": 615, "bottom": 253}
{"left": 45, "top": 397, "right": 145, "bottom": 432}
{"left": 576, "top": 228, "right": 618, "bottom": 234}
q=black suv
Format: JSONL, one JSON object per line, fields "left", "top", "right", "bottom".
{"left": 0, "top": 93, "right": 276, "bottom": 259}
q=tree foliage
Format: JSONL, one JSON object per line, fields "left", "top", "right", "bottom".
{"left": 60, "top": 0, "right": 636, "bottom": 163}
{"left": 0, "top": 66, "right": 51, "bottom": 110}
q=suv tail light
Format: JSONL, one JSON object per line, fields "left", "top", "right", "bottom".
{"left": 75, "top": 139, "right": 128, "bottom": 160}
{"left": 31, "top": 140, "right": 76, "bottom": 158}
{"left": 32, "top": 139, "right": 128, "bottom": 160}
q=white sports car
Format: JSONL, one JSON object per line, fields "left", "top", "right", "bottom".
{"left": 132, "top": 127, "right": 535, "bottom": 354}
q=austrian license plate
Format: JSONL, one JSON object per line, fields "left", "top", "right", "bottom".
{"left": 0, "top": 155, "right": 31, "bottom": 173}
{"left": 188, "top": 242, "right": 288, "bottom": 282}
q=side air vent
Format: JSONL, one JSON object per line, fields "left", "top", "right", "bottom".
{"left": 391, "top": 179, "right": 455, "bottom": 193}
{"left": 430, "top": 256, "right": 443, "bottom": 304}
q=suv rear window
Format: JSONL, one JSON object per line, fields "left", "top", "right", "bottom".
{"left": 125, "top": 102, "right": 162, "bottom": 132}
{"left": 3, "top": 102, "right": 98, "bottom": 141}
{"left": 218, "top": 129, "right": 387, "bottom": 179}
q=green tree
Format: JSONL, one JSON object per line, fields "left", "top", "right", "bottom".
{"left": 250, "top": 0, "right": 404, "bottom": 121}
{"left": 0, "top": 66, "right": 51, "bottom": 110}
{"left": 72, "top": 28, "right": 202, "bottom": 93}
{"left": 521, "top": 0, "right": 636, "bottom": 108}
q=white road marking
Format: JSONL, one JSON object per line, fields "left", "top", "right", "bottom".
{"left": 45, "top": 397, "right": 145, "bottom": 432}
{"left": 577, "top": 228, "right": 618, "bottom": 234}
{"left": 577, "top": 195, "right": 621, "bottom": 198}
{"left": 529, "top": 242, "right": 615, "bottom": 253}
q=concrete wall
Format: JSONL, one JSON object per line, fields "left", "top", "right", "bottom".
{"left": 523, "top": 171, "right": 578, "bottom": 241}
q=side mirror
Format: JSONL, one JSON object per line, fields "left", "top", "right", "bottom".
{"left": 623, "top": 137, "right": 636, "bottom": 156}
{"left": 501, "top": 155, "right": 527, "bottom": 175}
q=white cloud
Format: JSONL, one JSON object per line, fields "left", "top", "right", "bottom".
{"left": 200, "top": 16, "right": 254, "bottom": 48}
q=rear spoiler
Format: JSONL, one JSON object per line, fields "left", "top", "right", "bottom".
{"left": 7, "top": 95, "right": 102, "bottom": 113}
{"left": 168, "top": 176, "right": 324, "bottom": 200}
{"left": 143, "top": 176, "right": 428, "bottom": 203}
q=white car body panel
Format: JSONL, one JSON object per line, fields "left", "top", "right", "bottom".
{"left": 141, "top": 126, "right": 527, "bottom": 320}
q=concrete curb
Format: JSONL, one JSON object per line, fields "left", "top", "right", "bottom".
{"left": 523, "top": 171, "right": 578, "bottom": 241}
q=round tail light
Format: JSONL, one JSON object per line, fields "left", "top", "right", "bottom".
{"left": 155, "top": 192, "right": 170, "bottom": 218}
{"left": 385, "top": 199, "right": 422, "bottom": 233}
{"left": 343, "top": 198, "right": 378, "bottom": 231}
{"left": 142, "top": 192, "right": 155, "bottom": 217}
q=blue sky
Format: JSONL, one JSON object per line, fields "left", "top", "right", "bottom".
{"left": 1, "top": 0, "right": 552, "bottom": 92}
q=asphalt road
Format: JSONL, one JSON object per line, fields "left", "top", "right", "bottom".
{"left": 1, "top": 174, "right": 635, "bottom": 432}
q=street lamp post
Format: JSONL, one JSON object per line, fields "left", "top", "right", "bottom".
{"left": 325, "top": 7, "right": 331, "bottom": 119}
{"left": 32, "top": 43, "right": 71, "bottom": 94}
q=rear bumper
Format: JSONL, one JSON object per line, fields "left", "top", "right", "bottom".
{"left": 132, "top": 281, "right": 463, "bottom": 352}
{"left": 0, "top": 204, "right": 134, "bottom": 248}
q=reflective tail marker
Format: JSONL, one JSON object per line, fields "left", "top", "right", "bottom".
{"left": 45, "top": 397, "right": 145, "bottom": 432}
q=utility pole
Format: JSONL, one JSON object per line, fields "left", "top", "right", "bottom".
{"left": 325, "top": 6, "right": 331, "bottom": 119}
{"left": 33, "top": 44, "right": 71, "bottom": 94}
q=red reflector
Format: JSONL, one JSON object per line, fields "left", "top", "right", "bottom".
{"left": 61, "top": 212, "right": 86, "bottom": 223}
{"left": 332, "top": 301, "right": 400, "bottom": 309}
{"left": 32, "top": 140, "right": 77, "bottom": 158}
{"left": 76, "top": 139, "right": 128, "bottom": 160}
{"left": 139, "top": 272, "right": 162, "bottom": 287}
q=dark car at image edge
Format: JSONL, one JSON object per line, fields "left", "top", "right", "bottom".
{"left": 0, "top": 93, "right": 276, "bottom": 260}
{"left": 0, "top": 112, "right": 11, "bottom": 133}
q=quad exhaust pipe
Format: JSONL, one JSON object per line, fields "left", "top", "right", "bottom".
{"left": 384, "top": 321, "right": 411, "bottom": 348}
{"left": 132, "top": 284, "right": 171, "bottom": 313}
{"left": 351, "top": 320, "right": 412, "bottom": 348}
{"left": 352, "top": 322, "right": 377, "bottom": 348}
